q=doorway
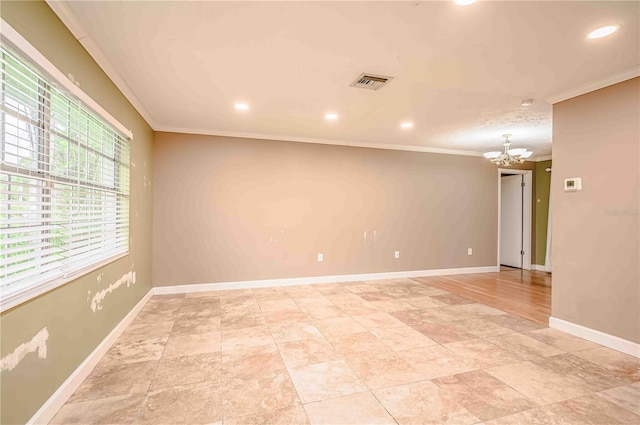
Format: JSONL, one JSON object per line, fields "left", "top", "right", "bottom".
{"left": 497, "top": 169, "right": 532, "bottom": 270}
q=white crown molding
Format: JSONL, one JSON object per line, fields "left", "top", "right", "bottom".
{"left": 532, "top": 155, "right": 552, "bottom": 162}
{"left": 27, "top": 289, "right": 153, "bottom": 425}
{"left": 549, "top": 317, "right": 640, "bottom": 358}
{"left": 545, "top": 66, "right": 640, "bottom": 105}
{"left": 155, "top": 126, "right": 485, "bottom": 157}
{"left": 45, "top": 0, "right": 157, "bottom": 130}
{"left": 153, "top": 266, "right": 500, "bottom": 295}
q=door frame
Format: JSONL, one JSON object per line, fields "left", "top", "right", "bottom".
{"left": 497, "top": 168, "right": 533, "bottom": 270}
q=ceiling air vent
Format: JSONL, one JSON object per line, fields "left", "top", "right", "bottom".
{"left": 349, "top": 73, "right": 393, "bottom": 91}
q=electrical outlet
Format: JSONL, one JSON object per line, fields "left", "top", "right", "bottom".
{"left": 467, "top": 248, "right": 473, "bottom": 256}
{"left": 317, "top": 253, "right": 323, "bottom": 262}
{"left": 394, "top": 251, "right": 400, "bottom": 259}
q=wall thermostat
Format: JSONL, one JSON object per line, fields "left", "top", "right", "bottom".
{"left": 564, "top": 177, "right": 582, "bottom": 191}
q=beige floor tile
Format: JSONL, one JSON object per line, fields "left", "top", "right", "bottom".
{"left": 263, "top": 310, "right": 309, "bottom": 326}
{"left": 345, "top": 351, "right": 427, "bottom": 389}
{"left": 453, "top": 303, "right": 507, "bottom": 317}
{"left": 327, "top": 331, "right": 393, "bottom": 356}
{"left": 324, "top": 293, "right": 365, "bottom": 306}
{"left": 482, "top": 404, "right": 569, "bottom": 425}
{"left": 277, "top": 338, "right": 341, "bottom": 368}
{"left": 486, "top": 332, "right": 563, "bottom": 360}
{"left": 221, "top": 344, "right": 284, "bottom": 379}
{"left": 486, "top": 361, "right": 589, "bottom": 405}
{"left": 413, "top": 321, "right": 477, "bottom": 344}
{"left": 50, "top": 393, "right": 145, "bottom": 424}
{"left": 139, "top": 380, "right": 222, "bottom": 424}
{"left": 171, "top": 316, "right": 221, "bottom": 335}
{"left": 597, "top": 382, "right": 640, "bottom": 415}
{"left": 178, "top": 304, "right": 221, "bottom": 319}
{"left": 302, "top": 304, "right": 346, "bottom": 320}
{"left": 221, "top": 326, "right": 274, "bottom": 351}
{"left": 450, "top": 317, "right": 514, "bottom": 338}
{"left": 371, "top": 325, "right": 437, "bottom": 351}
{"left": 269, "top": 321, "right": 323, "bottom": 343}
{"left": 292, "top": 295, "right": 333, "bottom": 308}
{"left": 288, "top": 360, "right": 367, "bottom": 403}
{"left": 572, "top": 347, "right": 640, "bottom": 381}
{"left": 389, "top": 309, "right": 432, "bottom": 326}
{"left": 133, "top": 308, "right": 181, "bottom": 325}
{"left": 486, "top": 314, "right": 547, "bottom": 332}
{"left": 224, "top": 405, "right": 310, "bottom": 425}
{"left": 258, "top": 298, "right": 301, "bottom": 314}
{"left": 525, "top": 328, "right": 600, "bottom": 353}
{"left": 370, "top": 299, "right": 418, "bottom": 312}
{"left": 374, "top": 380, "right": 479, "bottom": 425}
{"left": 485, "top": 395, "right": 640, "bottom": 425}
{"left": 345, "top": 284, "right": 380, "bottom": 293}
{"left": 163, "top": 332, "right": 221, "bottom": 357}
{"left": 151, "top": 352, "right": 221, "bottom": 390}
{"left": 352, "top": 311, "right": 406, "bottom": 329}
{"left": 397, "top": 345, "right": 478, "bottom": 379}
{"left": 222, "top": 369, "right": 299, "bottom": 418}
{"left": 432, "top": 370, "right": 537, "bottom": 421}
{"left": 413, "top": 287, "right": 450, "bottom": 296}
{"left": 430, "top": 293, "right": 476, "bottom": 305}
{"left": 357, "top": 291, "right": 395, "bottom": 302}
{"left": 444, "top": 339, "right": 523, "bottom": 368}
{"left": 119, "top": 321, "right": 174, "bottom": 343}
{"left": 220, "top": 311, "right": 267, "bottom": 330}
{"left": 100, "top": 337, "right": 167, "bottom": 365}
{"left": 313, "top": 316, "right": 367, "bottom": 337}
{"left": 338, "top": 303, "right": 382, "bottom": 316}
{"left": 533, "top": 353, "right": 635, "bottom": 392}
{"left": 405, "top": 296, "right": 449, "bottom": 309}
{"left": 69, "top": 361, "right": 157, "bottom": 402}
{"left": 555, "top": 395, "right": 640, "bottom": 424}
{"left": 303, "top": 392, "right": 396, "bottom": 425}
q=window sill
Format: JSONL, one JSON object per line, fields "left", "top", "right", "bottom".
{"left": 0, "top": 252, "right": 129, "bottom": 313}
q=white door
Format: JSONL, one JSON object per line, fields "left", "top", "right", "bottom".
{"left": 500, "top": 175, "right": 523, "bottom": 268}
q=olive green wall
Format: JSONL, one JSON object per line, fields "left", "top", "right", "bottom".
{"left": 0, "top": 2, "right": 154, "bottom": 424}
{"left": 535, "top": 160, "right": 552, "bottom": 265}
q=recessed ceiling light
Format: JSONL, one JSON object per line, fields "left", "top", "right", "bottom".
{"left": 401, "top": 122, "right": 414, "bottom": 129}
{"left": 454, "top": 0, "right": 477, "bottom": 5}
{"left": 234, "top": 103, "right": 249, "bottom": 110}
{"left": 587, "top": 24, "right": 620, "bottom": 39}
{"left": 521, "top": 99, "right": 533, "bottom": 107}
{"left": 325, "top": 113, "right": 338, "bottom": 120}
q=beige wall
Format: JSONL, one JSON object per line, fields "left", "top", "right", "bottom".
{"left": 0, "top": 2, "right": 154, "bottom": 424}
{"left": 153, "top": 132, "right": 499, "bottom": 286}
{"left": 552, "top": 77, "right": 639, "bottom": 343}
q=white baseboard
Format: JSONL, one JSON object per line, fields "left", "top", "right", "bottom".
{"left": 532, "top": 264, "right": 551, "bottom": 272}
{"left": 549, "top": 316, "right": 640, "bottom": 358}
{"left": 27, "top": 289, "right": 154, "bottom": 425}
{"left": 154, "top": 266, "right": 500, "bottom": 295}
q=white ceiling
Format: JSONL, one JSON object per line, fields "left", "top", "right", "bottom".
{"left": 54, "top": 1, "right": 639, "bottom": 157}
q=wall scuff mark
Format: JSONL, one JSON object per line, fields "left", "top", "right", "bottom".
{"left": 0, "top": 328, "right": 49, "bottom": 372}
{"left": 90, "top": 271, "right": 135, "bottom": 312}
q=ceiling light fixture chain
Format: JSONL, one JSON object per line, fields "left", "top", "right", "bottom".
{"left": 483, "top": 134, "right": 532, "bottom": 166}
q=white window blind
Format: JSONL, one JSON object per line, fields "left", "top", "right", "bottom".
{"left": 0, "top": 43, "right": 130, "bottom": 305}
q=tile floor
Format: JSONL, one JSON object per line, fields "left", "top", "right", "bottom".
{"left": 50, "top": 278, "right": 640, "bottom": 424}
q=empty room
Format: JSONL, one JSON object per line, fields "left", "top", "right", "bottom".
{"left": 1, "top": 1, "right": 639, "bottom": 424}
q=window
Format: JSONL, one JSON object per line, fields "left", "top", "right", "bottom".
{"left": 0, "top": 41, "right": 130, "bottom": 309}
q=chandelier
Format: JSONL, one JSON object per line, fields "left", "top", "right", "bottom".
{"left": 483, "top": 134, "right": 532, "bottom": 166}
